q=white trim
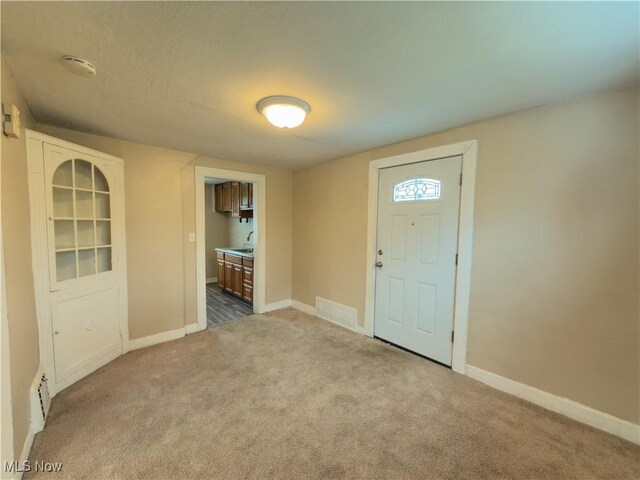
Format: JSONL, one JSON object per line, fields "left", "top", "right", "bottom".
{"left": 265, "top": 299, "right": 292, "bottom": 312}
{"left": 466, "top": 365, "right": 640, "bottom": 445}
{"left": 25, "top": 129, "right": 129, "bottom": 396}
{"left": 0, "top": 228, "right": 14, "bottom": 479}
{"left": 364, "top": 140, "right": 477, "bottom": 374}
{"left": 291, "top": 300, "right": 316, "bottom": 316}
{"left": 206, "top": 277, "right": 217, "bottom": 284}
{"left": 14, "top": 427, "right": 35, "bottom": 480}
{"left": 128, "top": 327, "right": 185, "bottom": 351}
{"left": 195, "top": 166, "right": 267, "bottom": 332}
{"left": 184, "top": 322, "right": 198, "bottom": 335}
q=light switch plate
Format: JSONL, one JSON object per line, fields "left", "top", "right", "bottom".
{"left": 2, "top": 103, "right": 21, "bottom": 138}
{"left": 188, "top": 232, "right": 196, "bottom": 242}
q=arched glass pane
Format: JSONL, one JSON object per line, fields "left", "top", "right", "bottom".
{"left": 393, "top": 178, "right": 441, "bottom": 202}
{"left": 94, "top": 167, "right": 109, "bottom": 192}
{"left": 75, "top": 160, "right": 93, "bottom": 189}
{"left": 52, "top": 160, "right": 73, "bottom": 187}
{"left": 51, "top": 160, "right": 113, "bottom": 283}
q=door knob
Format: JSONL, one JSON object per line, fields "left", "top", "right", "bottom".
{"left": 375, "top": 261, "right": 383, "bottom": 268}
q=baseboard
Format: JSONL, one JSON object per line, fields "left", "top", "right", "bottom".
{"left": 206, "top": 277, "right": 217, "bottom": 284}
{"left": 466, "top": 365, "right": 640, "bottom": 445}
{"left": 128, "top": 326, "right": 185, "bottom": 351}
{"left": 184, "top": 323, "right": 198, "bottom": 335}
{"left": 265, "top": 299, "right": 292, "bottom": 312}
{"left": 290, "top": 300, "right": 316, "bottom": 316}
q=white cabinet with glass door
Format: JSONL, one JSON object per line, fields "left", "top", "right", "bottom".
{"left": 27, "top": 132, "right": 128, "bottom": 395}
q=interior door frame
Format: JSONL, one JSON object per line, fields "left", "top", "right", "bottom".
{"left": 26, "top": 129, "right": 129, "bottom": 397}
{"left": 194, "top": 166, "right": 267, "bottom": 331}
{"left": 364, "top": 140, "right": 478, "bottom": 374}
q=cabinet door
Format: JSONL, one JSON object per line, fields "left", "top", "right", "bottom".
{"left": 224, "top": 262, "right": 234, "bottom": 293}
{"left": 243, "top": 267, "right": 253, "bottom": 286}
{"left": 240, "top": 183, "right": 250, "bottom": 210}
{"left": 233, "top": 265, "right": 243, "bottom": 297}
{"left": 214, "top": 184, "right": 223, "bottom": 213}
{"left": 231, "top": 182, "right": 240, "bottom": 218}
{"left": 243, "top": 284, "right": 253, "bottom": 304}
{"left": 221, "top": 183, "right": 232, "bottom": 211}
{"left": 248, "top": 183, "right": 253, "bottom": 208}
{"left": 217, "top": 260, "right": 225, "bottom": 288}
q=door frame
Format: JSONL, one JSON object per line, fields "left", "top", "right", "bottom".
{"left": 364, "top": 140, "right": 478, "bottom": 374}
{"left": 194, "top": 166, "right": 266, "bottom": 331}
{"left": 26, "top": 130, "right": 129, "bottom": 397}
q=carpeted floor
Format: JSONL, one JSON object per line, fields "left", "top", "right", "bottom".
{"left": 27, "top": 308, "right": 639, "bottom": 479}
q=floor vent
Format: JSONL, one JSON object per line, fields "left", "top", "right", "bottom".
{"left": 315, "top": 297, "right": 357, "bottom": 331}
{"left": 36, "top": 373, "right": 51, "bottom": 423}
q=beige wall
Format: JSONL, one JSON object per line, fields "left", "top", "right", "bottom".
{"left": 1, "top": 57, "right": 40, "bottom": 461}
{"left": 37, "top": 125, "right": 293, "bottom": 336}
{"left": 292, "top": 85, "right": 640, "bottom": 424}
{"left": 204, "top": 185, "right": 228, "bottom": 279}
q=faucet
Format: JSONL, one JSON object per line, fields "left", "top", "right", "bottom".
{"left": 246, "top": 231, "right": 254, "bottom": 242}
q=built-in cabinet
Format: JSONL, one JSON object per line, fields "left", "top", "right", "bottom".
{"left": 215, "top": 181, "right": 253, "bottom": 219}
{"left": 217, "top": 251, "right": 253, "bottom": 306}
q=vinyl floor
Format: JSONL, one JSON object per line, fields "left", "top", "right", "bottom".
{"left": 206, "top": 282, "right": 253, "bottom": 327}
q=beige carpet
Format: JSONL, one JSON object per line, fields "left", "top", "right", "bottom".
{"left": 28, "top": 308, "right": 639, "bottom": 479}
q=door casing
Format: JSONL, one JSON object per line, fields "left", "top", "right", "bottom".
{"left": 26, "top": 130, "right": 129, "bottom": 397}
{"left": 364, "top": 140, "right": 477, "bottom": 374}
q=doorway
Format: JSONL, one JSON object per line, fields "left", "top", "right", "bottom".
{"left": 364, "top": 141, "right": 477, "bottom": 374}
{"left": 203, "top": 177, "right": 255, "bottom": 328}
{"left": 195, "top": 167, "right": 266, "bottom": 332}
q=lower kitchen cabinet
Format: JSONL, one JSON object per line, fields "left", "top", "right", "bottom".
{"left": 216, "top": 251, "right": 253, "bottom": 306}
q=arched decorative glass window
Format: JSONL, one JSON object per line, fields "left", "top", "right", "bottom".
{"left": 52, "top": 159, "right": 112, "bottom": 282}
{"left": 393, "top": 178, "right": 441, "bottom": 202}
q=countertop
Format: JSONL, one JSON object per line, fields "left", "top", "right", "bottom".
{"left": 215, "top": 247, "right": 254, "bottom": 259}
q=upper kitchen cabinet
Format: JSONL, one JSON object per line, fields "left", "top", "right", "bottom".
{"left": 240, "top": 182, "right": 253, "bottom": 210}
{"left": 214, "top": 182, "right": 253, "bottom": 219}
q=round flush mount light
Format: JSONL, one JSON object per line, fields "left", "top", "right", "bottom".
{"left": 257, "top": 95, "right": 310, "bottom": 129}
{"left": 61, "top": 56, "right": 97, "bottom": 77}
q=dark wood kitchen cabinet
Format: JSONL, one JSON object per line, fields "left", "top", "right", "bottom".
{"left": 216, "top": 251, "right": 253, "bottom": 306}
{"left": 216, "top": 251, "right": 225, "bottom": 289}
{"left": 214, "top": 182, "right": 253, "bottom": 219}
{"left": 240, "top": 182, "right": 253, "bottom": 210}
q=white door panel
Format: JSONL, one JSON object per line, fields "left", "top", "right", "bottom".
{"left": 51, "top": 286, "right": 120, "bottom": 382}
{"left": 42, "top": 142, "right": 123, "bottom": 390}
{"left": 374, "top": 156, "right": 461, "bottom": 365}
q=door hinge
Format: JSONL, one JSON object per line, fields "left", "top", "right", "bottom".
{"left": 451, "top": 330, "right": 455, "bottom": 342}
{"left": 455, "top": 253, "right": 458, "bottom": 265}
{"left": 459, "top": 172, "right": 463, "bottom": 185}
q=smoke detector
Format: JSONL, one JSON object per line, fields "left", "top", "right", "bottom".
{"left": 61, "top": 56, "right": 97, "bottom": 77}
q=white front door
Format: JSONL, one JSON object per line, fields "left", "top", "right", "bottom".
{"left": 374, "top": 156, "right": 462, "bottom": 365}
{"left": 43, "top": 142, "right": 124, "bottom": 391}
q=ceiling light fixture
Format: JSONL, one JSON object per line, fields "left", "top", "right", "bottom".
{"left": 257, "top": 96, "right": 310, "bottom": 129}
{"left": 61, "top": 56, "right": 97, "bottom": 77}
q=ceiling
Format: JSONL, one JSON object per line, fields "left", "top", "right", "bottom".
{"left": 2, "top": 2, "right": 638, "bottom": 169}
